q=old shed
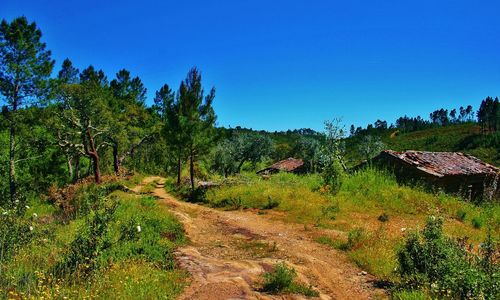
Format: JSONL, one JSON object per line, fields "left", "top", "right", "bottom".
{"left": 369, "top": 150, "right": 499, "bottom": 200}
{"left": 257, "top": 158, "right": 305, "bottom": 175}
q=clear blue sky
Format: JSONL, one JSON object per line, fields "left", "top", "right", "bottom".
{"left": 3, "top": 0, "right": 500, "bottom": 131}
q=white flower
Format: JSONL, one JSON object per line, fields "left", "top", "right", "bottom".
{"left": 137, "top": 225, "right": 142, "bottom": 233}
{"left": 29, "top": 226, "right": 34, "bottom": 231}
{"left": 32, "top": 213, "right": 38, "bottom": 218}
{"left": 400, "top": 227, "right": 407, "bottom": 232}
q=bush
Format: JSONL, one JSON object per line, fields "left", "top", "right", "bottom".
{"left": 262, "top": 262, "right": 296, "bottom": 293}
{"left": 262, "top": 196, "right": 279, "bottom": 210}
{"left": 472, "top": 216, "right": 484, "bottom": 229}
{"left": 322, "top": 159, "right": 344, "bottom": 195}
{"left": 378, "top": 212, "right": 390, "bottom": 222}
{"left": 261, "top": 262, "right": 318, "bottom": 297}
{"left": 396, "top": 216, "right": 500, "bottom": 299}
{"left": 345, "top": 228, "right": 367, "bottom": 250}
{"left": 455, "top": 208, "right": 467, "bottom": 222}
{"left": 0, "top": 209, "right": 35, "bottom": 264}
{"left": 52, "top": 199, "right": 117, "bottom": 278}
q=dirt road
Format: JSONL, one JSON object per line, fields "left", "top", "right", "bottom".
{"left": 134, "top": 177, "right": 386, "bottom": 300}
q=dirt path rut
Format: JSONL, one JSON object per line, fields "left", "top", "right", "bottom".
{"left": 135, "top": 177, "right": 385, "bottom": 300}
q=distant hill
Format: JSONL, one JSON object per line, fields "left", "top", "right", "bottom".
{"left": 345, "top": 123, "right": 500, "bottom": 167}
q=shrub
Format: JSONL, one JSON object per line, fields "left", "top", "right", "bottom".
{"left": 261, "top": 262, "right": 318, "bottom": 297}
{"left": 378, "top": 212, "right": 389, "bottom": 222}
{"left": 396, "top": 216, "right": 500, "bottom": 299}
{"left": 322, "top": 159, "right": 345, "bottom": 195}
{"left": 472, "top": 216, "right": 484, "bottom": 229}
{"left": 262, "top": 196, "right": 279, "bottom": 210}
{"left": 52, "top": 199, "right": 117, "bottom": 278}
{"left": 455, "top": 208, "right": 467, "bottom": 222}
{"left": 0, "top": 209, "right": 35, "bottom": 264}
{"left": 345, "top": 228, "right": 367, "bottom": 250}
{"left": 262, "top": 262, "right": 296, "bottom": 293}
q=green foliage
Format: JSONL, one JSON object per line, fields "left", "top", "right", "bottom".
{"left": 358, "top": 135, "right": 385, "bottom": 161}
{"left": 292, "top": 136, "right": 321, "bottom": 172}
{"left": 261, "top": 262, "right": 318, "bottom": 297}
{"left": 0, "top": 208, "right": 35, "bottom": 264}
{"left": 52, "top": 199, "right": 117, "bottom": 278}
{"left": 0, "top": 16, "right": 54, "bottom": 107}
{"left": 320, "top": 119, "right": 346, "bottom": 194}
{"left": 455, "top": 208, "right": 467, "bottom": 222}
{"left": 472, "top": 216, "right": 484, "bottom": 229}
{"left": 262, "top": 196, "right": 280, "bottom": 209}
{"left": 0, "top": 16, "right": 55, "bottom": 204}
{"left": 396, "top": 216, "right": 500, "bottom": 299}
{"left": 212, "top": 132, "right": 274, "bottom": 176}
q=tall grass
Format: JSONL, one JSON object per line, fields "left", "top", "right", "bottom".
{"left": 206, "top": 172, "right": 329, "bottom": 223}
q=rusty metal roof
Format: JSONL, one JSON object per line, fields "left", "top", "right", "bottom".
{"left": 270, "top": 157, "right": 304, "bottom": 171}
{"left": 258, "top": 157, "right": 304, "bottom": 173}
{"left": 382, "top": 150, "right": 500, "bottom": 177}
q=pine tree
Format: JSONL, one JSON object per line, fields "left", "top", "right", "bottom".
{"left": 0, "top": 17, "right": 54, "bottom": 203}
{"left": 177, "top": 68, "right": 216, "bottom": 189}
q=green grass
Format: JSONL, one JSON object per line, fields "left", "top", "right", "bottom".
{"left": 205, "top": 172, "right": 329, "bottom": 224}
{"left": 138, "top": 180, "right": 158, "bottom": 194}
{"left": 1, "top": 180, "right": 188, "bottom": 299}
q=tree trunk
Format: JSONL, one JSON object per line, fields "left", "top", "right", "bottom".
{"left": 176, "top": 151, "right": 181, "bottom": 186}
{"left": 8, "top": 96, "right": 18, "bottom": 204}
{"left": 236, "top": 159, "right": 246, "bottom": 174}
{"left": 67, "top": 156, "right": 73, "bottom": 180}
{"left": 90, "top": 153, "right": 101, "bottom": 183}
{"left": 74, "top": 156, "right": 80, "bottom": 182}
{"left": 85, "top": 127, "right": 101, "bottom": 184}
{"left": 113, "top": 143, "right": 119, "bottom": 174}
{"left": 9, "top": 120, "right": 16, "bottom": 203}
{"left": 190, "top": 153, "right": 195, "bottom": 190}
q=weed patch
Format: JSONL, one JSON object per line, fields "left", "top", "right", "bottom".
{"left": 261, "top": 262, "right": 318, "bottom": 297}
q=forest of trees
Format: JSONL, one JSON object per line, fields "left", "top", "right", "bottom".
{"left": 349, "top": 99, "right": 499, "bottom": 137}
{"left": 0, "top": 17, "right": 221, "bottom": 207}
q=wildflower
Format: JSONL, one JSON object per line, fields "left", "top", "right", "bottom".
{"left": 33, "top": 213, "right": 38, "bottom": 218}
{"left": 29, "top": 226, "right": 34, "bottom": 231}
{"left": 25, "top": 205, "right": 30, "bottom": 209}
{"left": 137, "top": 225, "right": 142, "bottom": 233}
{"left": 400, "top": 227, "right": 407, "bottom": 232}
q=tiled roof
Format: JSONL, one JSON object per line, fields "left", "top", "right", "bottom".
{"left": 382, "top": 150, "right": 499, "bottom": 177}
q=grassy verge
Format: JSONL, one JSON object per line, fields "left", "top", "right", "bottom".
{"left": 1, "top": 178, "right": 187, "bottom": 299}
